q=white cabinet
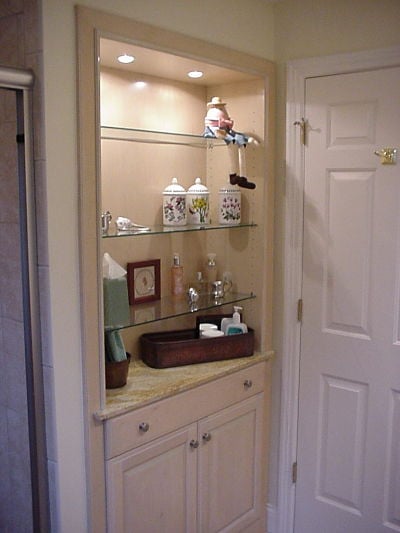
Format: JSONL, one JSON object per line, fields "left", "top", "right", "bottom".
{"left": 106, "top": 424, "right": 198, "bottom": 533}
{"left": 76, "top": 12, "right": 275, "bottom": 532}
{"left": 105, "top": 362, "right": 268, "bottom": 533}
{"left": 198, "top": 395, "right": 264, "bottom": 532}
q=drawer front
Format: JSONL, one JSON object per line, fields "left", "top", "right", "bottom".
{"left": 105, "top": 361, "right": 266, "bottom": 458}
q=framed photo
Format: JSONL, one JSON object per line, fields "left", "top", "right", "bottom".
{"left": 127, "top": 259, "right": 161, "bottom": 305}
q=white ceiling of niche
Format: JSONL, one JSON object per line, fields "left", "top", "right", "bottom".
{"left": 100, "top": 38, "right": 259, "bottom": 86}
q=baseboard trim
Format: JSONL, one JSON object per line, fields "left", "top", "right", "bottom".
{"left": 266, "top": 503, "right": 277, "bottom": 533}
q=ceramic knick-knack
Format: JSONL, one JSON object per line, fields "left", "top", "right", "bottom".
{"left": 163, "top": 177, "right": 186, "bottom": 226}
{"left": 187, "top": 177, "right": 210, "bottom": 225}
{"left": 219, "top": 182, "right": 241, "bottom": 225}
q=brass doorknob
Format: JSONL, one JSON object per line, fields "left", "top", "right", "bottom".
{"left": 374, "top": 147, "right": 397, "bottom": 165}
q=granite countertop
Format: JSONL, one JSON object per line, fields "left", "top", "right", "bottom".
{"left": 96, "top": 351, "right": 273, "bottom": 421}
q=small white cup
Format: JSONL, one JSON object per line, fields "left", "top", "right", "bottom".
{"left": 199, "top": 323, "right": 218, "bottom": 338}
{"left": 201, "top": 329, "right": 225, "bottom": 338}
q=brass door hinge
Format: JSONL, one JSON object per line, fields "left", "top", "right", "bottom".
{"left": 294, "top": 118, "right": 307, "bottom": 145}
{"left": 292, "top": 461, "right": 297, "bottom": 483}
{"left": 297, "top": 299, "right": 303, "bottom": 322}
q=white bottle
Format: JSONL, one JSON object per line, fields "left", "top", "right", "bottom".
{"left": 223, "top": 306, "right": 248, "bottom": 335}
{"left": 221, "top": 306, "right": 239, "bottom": 334}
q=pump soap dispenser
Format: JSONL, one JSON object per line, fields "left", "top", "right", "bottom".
{"left": 222, "top": 306, "right": 248, "bottom": 335}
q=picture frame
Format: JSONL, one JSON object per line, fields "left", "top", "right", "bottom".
{"left": 127, "top": 259, "right": 161, "bottom": 305}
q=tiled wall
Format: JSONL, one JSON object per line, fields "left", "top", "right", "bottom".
{"left": 0, "top": 0, "right": 55, "bottom": 530}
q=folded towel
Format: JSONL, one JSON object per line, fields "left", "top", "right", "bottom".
{"left": 105, "top": 330, "right": 127, "bottom": 363}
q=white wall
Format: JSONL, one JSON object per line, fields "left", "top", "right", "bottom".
{"left": 269, "top": 0, "right": 400, "bottom": 519}
{"left": 41, "top": 1, "right": 274, "bottom": 530}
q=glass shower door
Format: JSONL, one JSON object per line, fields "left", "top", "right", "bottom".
{"left": 0, "top": 69, "right": 48, "bottom": 532}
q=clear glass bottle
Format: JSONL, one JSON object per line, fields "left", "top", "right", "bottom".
{"left": 191, "top": 271, "right": 207, "bottom": 295}
{"left": 206, "top": 253, "right": 217, "bottom": 292}
{"left": 171, "top": 253, "right": 185, "bottom": 296}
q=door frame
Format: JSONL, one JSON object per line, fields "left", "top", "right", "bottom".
{"left": 278, "top": 45, "right": 400, "bottom": 533}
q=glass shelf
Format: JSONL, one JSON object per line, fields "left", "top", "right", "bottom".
{"left": 102, "top": 222, "right": 256, "bottom": 239}
{"left": 101, "top": 125, "right": 227, "bottom": 148}
{"left": 105, "top": 292, "right": 256, "bottom": 332}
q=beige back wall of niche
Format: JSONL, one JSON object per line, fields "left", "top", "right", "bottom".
{"left": 101, "top": 71, "right": 268, "bottom": 354}
{"left": 100, "top": 67, "right": 207, "bottom": 226}
{"left": 205, "top": 80, "right": 266, "bottom": 343}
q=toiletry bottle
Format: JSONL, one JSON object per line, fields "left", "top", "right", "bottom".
{"left": 206, "top": 253, "right": 217, "bottom": 292}
{"left": 221, "top": 305, "right": 238, "bottom": 334}
{"left": 193, "top": 271, "right": 207, "bottom": 295}
{"left": 171, "top": 253, "right": 185, "bottom": 296}
{"left": 224, "top": 306, "right": 248, "bottom": 335}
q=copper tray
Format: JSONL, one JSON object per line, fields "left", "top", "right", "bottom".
{"left": 140, "top": 326, "right": 254, "bottom": 369}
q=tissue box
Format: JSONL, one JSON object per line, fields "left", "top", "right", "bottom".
{"left": 103, "top": 277, "right": 130, "bottom": 328}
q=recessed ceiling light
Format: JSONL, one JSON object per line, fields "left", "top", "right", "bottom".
{"left": 188, "top": 70, "right": 203, "bottom": 79}
{"left": 118, "top": 54, "right": 135, "bottom": 64}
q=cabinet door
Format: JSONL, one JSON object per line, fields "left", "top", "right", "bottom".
{"left": 198, "top": 394, "right": 264, "bottom": 533}
{"left": 106, "top": 424, "right": 198, "bottom": 533}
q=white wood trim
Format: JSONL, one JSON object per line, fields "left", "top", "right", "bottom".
{"left": 278, "top": 45, "right": 400, "bottom": 533}
{"left": 267, "top": 503, "right": 277, "bottom": 533}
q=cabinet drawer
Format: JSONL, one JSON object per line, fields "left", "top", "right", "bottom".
{"left": 105, "top": 361, "right": 266, "bottom": 458}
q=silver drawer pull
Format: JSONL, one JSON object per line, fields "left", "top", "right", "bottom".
{"left": 139, "top": 422, "right": 150, "bottom": 433}
{"left": 189, "top": 439, "right": 199, "bottom": 449}
{"left": 202, "top": 432, "right": 212, "bottom": 443}
{"left": 243, "top": 379, "right": 253, "bottom": 389}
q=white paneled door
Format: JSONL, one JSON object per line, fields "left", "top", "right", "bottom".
{"left": 295, "top": 67, "right": 400, "bottom": 532}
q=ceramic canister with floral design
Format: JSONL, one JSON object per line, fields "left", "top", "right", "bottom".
{"left": 219, "top": 184, "right": 241, "bottom": 225}
{"left": 163, "top": 177, "right": 186, "bottom": 226}
{"left": 187, "top": 177, "right": 210, "bottom": 225}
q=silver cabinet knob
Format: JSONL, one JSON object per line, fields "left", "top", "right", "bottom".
{"left": 243, "top": 379, "right": 253, "bottom": 389}
{"left": 139, "top": 422, "right": 150, "bottom": 433}
{"left": 202, "top": 432, "right": 212, "bottom": 442}
{"left": 189, "top": 439, "right": 199, "bottom": 449}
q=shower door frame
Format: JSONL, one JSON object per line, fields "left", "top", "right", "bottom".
{"left": 0, "top": 65, "right": 49, "bottom": 531}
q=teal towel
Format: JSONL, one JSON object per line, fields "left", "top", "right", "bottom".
{"left": 105, "top": 331, "right": 127, "bottom": 362}
{"left": 103, "top": 277, "right": 130, "bottom": 328}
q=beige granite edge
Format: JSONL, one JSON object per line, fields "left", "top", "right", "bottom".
{"left": 95, "top": 351, "right": 273, "bottom": 421}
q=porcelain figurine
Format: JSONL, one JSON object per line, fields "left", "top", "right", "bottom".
{"left": 203, "top": 96, "right": 258, "bottom": 189}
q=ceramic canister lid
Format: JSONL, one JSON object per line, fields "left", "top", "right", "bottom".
{"left": 219, "top": 184, "right": 241, "bottom": 194}
{"left": 188, "top": 177, "right": 209, "bottom": 193}
{"left": 163, "top": 177, "right": 186, "bottom": 194}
